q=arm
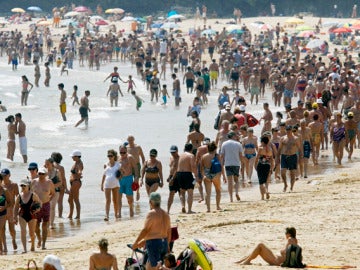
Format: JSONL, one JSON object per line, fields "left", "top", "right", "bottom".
{"left": 13, "top": 195, "right": 20, "bottom": 224}
{"left": 158, "top": 162, "right": 163, "bottom": 187}
{"left": 89, "top": 255, "right": 95, "bottom": 270}
{"left": 101, "top": 174, "right": 106, "bottom": 192}
{"left": 112, "top": 256, "right": 119, "bottom": 270}
{"left": 106, "top": 86, "right": 111, "bottom": 96}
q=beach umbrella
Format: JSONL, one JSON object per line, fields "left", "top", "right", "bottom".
{"left": 306, "top": 39, "right": 325, "bottom": 49}
{"left": 121, "top": 16, "right": 135, "bottom": 22}
{"left": 151, "top": 23, "right": 163, "bottom": 29}
{"left": 201, "top": 29, "right": 217, "bottom": 36}
{"left": 260, "top": 24, "right": 273, "bottom": 30}
{"left": 296, "top": 25, "right": 314, "bottom": 31}
{"left": 36, "top": 20, "right": 52, "bottom": 26}
{"left": 27, "top": 6, "right": 42, "bottom": 12}
{"left": 229, "top": 29, "right": 244, "bottom": 35}
{"left": 95, "top": 20, "right": 108, "bottom": 26}
{"left": 105, "top": 9, "right": 114, "bottom": 14}
{"left": 111, "top": 8, "right": 124, "bottom": 14}
{"left": 90, "top": 15, "right": 104, "bottom": 21}
{"left": 297, "top": 30, "right": 315, "bottom": 38}
{"left": 160, "top": 22, "right": 179, "bottom": 29}
{"left": 285, "top": 17, "right": 304, "bottom": 25}
{"left": 167, "top": 10, "right": 177, "bottom": 17}
{"left": 227, "top": 25, "right": 242, "bottom": 31}
{"left": 332, "top": 27, "right": 352, "bottom": 33}
{"left": 167, "top": 14, "right": 185, "bottom": 20}
{"left": 350, "top": 24, "right": 360, "bottom": 30}
{"left": 64, "top": 11, "right": 80, "bottom": 17}
{"left": 11, "top": 7, "right": 25, "bottom": 13}
{"left": 73, "top": 6, "right": 89, "bottom": 12}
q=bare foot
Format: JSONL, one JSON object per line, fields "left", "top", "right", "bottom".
{"left": 198, "top": 198, "right": 204, "bottom": 203}
{"left": 181, "top": 207, "right": 186, "bottom": 213}
{"left": 236, "top": 194, "right": 241, "bottom": 201}
{"left": 12, "top": 240, "right": 17, "bottom": 250}
{"left": 74, "top": 216, "right": 80, "bottom": 219}
{"left": 136, "top": 191, "right": 140, "bottom": 201}
{"left": 37, "top": 241, "right": 41, "bottom": 249}
{"left": 42, "top": 246, "right": 46, "bottom": 250}
{"left": 217, "top": 207, "right": 222, "bottom": 211}
{"left": 30, "top": 246, "right": 35, "bottom": 252}
{"left": 187, "top": 210, "right": 196, "bottom": 214}
{"left": 104, "top": 216, "right": 109, "bottom": 221}
{"left": 266, "top": 193, "right": 270, "bottom": 200}
{"left": 22, "top": 251, "right": 27, "bottom": 254}
{"left": 283, "top": 185, "right": 288, "bottom": 192}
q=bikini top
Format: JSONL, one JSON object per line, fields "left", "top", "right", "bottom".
{"left": 145, "top": 162, "right": 159, "bottom": 174}
{"left": 244, "top": 143, "right": 255, "bottom": 149}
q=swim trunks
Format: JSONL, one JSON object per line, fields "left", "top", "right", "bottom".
{"left": 19, "top": 136, "right": 27, "bottom": 155}
{"left": 146, "top": 238, "right": 168, "bottom": 267}
{"left": 175, "top": 172, "right": 195, "bottom": 190}
{"left": 119, "top": 175, "right": 134, "bottom": 196}
{"left": 303, "top": 141, "right": 311, "bottom": 159}
{"left": 168, "top": 175, "right": 180, "bottom": 193}
{"left": 60, "top": 103, "right": 66, "bottom": 114}
{"left": 225, "top": 166, "right": 240, "bottom": 177}
{"left": 283, "top": 89, "right": 293, "bottom": 98}
{"left": 280, "top": 154, "right": 297, "bottom": 170}
{"left": 79, "top": 106, "right": 88, "bottom": 118}
{"left": 36, "top": 202, "right": 50, "bottom": 223}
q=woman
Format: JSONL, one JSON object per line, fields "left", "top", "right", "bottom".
{"left": 0, "top": 176, "right": 12, "bottom": 254}
{"left": 236, "top": 227, "right": 298, "bottom": 265}
{"left": 255, "top": 136, "right": 274, "bottom": 200}
{"left": 188, "top": 110, "right": 201, "bottom": 132}
{"left": 68, "top": 150, "right": 83, "bottom": 219}
{"left": 45, "top": 158, "right": 61, "bottom": 229}
{"left": 242, "top": 128, "right": 258, "bottom": 185}
{"left": 141, "top": 149, "right": 163, "bottom": 196}
{"left": 5, "top": 115, "right": 16, "bottom": 161}
{"left": 21, "top": 75, "right": 33, "bottom": 106}
{"left": 294, "top": 71, "right": 307, "bottom": 102}
{"left": 330, "top": 113, "right": 346, "bottom": 165}
{"left": 51, "top": 152, "right": 68, "bottom": 219}
{"left": 89, "top": 238, "right": 118, "bottom": 270}
{"left": 14, "top": 179, "right": 41, "bottom": 253}
{"left": 101, "top": 149, "right": 121, "bottom": 221}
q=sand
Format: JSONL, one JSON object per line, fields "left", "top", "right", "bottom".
{"left": 1, "top": 15, "right": 360, "bottom": 269}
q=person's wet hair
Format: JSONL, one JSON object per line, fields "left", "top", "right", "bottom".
{"left": 51, "top": 152, "right": 63, "bottom": 163}
{"left": 261, "top": 136, "right": 269, "bottom": 144}
{"left": 207, "top": 141, "right": 217, "bottom": 152}
{"left": 184, "top": 143, "right": 193, "bottom": 152}
{"left": 285, "top": 227, "right": 296, "bottom": 238}
{"left": 98, "top": 238, "right": 108, "bottom": 251}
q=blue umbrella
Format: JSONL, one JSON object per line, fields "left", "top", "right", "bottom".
{"left": 136, "top": 17, "right": 146, "bottom": 23}
{"left": 151, "top": 23, "right": 163, "bottom": 29}
{"left": 167, "top": 10, "right": 177, "bottom": 17}
{"left": 229, "top": 29, "right": 244, "bottom": 35}
{"left": 27, "top": 6, "right": 42, "bottom": 12}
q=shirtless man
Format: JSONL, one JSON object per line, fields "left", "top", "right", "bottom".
{"left": 6, "top": 115, "right": 16, "bottom": 161}
{"left": 58, "top": 83, "right": 67, "bottom": 121}
{"left": 249, "top": 69, "right": 261, "bottom": 105}
{"left": 183, "top": 67, "right": 195, "bottom": 94}
{"left": 126, "top": 135, "right": 145, "bottom": 201}
{"left": 167, "top": 145, "right": 180, "bottom": 213}
{"left": 277, "top": 126, "right": 302, "bottom": 192}
{"left": 186, "top": 124, "right": 205, "bottom": 156}
{"left": 195, "top": 138, "right": 210, "bottom": 204}
{"left": 75, "top": 90, "right": 91, "bottom": 128}
{"left": 175, "top": 143, "right": 197, "bottom": 214}
{"left": 308, "top": 114, "right": 324, "bottom": 165}
{"left": 344, "top": 112, "right": 357, "bottom": 160}
{"left": 209, "top": 59, "right": 219, "bottom": 89}
{"left": 172, "top": 74, "right": 181, "bottom": 107}
{"left": 31, "top": 167, "right": 55, "bottom": 250}
{"left": 259, "top": 103, "right": 273, "bottom": 135}
{"left": 15, "top": 113, "right": 27, "bottom": 163}
{"left": 118, "top": 145, "right": 139, "bottom": 218}
{"left": 283, "top": 72, "right": 297, "bottom": 106}
{"left": 0, "top": 169, "right": 18, "bottom": 251}
{"left": 299, "top": 120, "right": 312, "bottom": 178}
{"left": 285, "top": 110, "right": 300, "bottom": 128}
{"left": 293, "top": 100, "right": 306, "bottom": 121}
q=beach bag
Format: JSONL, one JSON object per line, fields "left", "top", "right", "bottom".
{"left": 213, "top": 111, "right": 221, "bottom": 130}
{"left": 171, "top": 226, "right": 179, "bottom": 242}
{"left": 210, "top": 154, "right": 222, "bottom": 174}
{"left": 246, "top": 114, "right": 259, "bottom": 127}
{"left": 16, "top": 259, "right": 43, "bottom": 270}
{"left": 281, "top": 244, "right": 306, "bottom": 268}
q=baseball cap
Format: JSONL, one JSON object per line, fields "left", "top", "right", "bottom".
{"left": 348, "top": 112, "right": 354, "bottom": 117}
{"left": 286, "top": 125, "right": 292, "bottom": 131}
{"left": 170, "top": 145, "right": 178, "bottom": 153}
{"left": 20, "top": 179, "right": 30, "bottom": 186}
{"left": 203, "top": 137, "right": 211, "bottom": 144}
{"left": 316, "top": 98, "right": 323, "bottom": 104}
{"left": 70, "top": 150, "right": 81, "bottom": 157}
{"left": 0, "top": 168, "right": 10, "bottom": 175}
{"left": 38, "top": 167, "right": 48, "bottom": 174}
{"left": 239, "top": 105, "right": 246, "bottom": 111}
{"left": 43, "top": 254, "right": 64, "bottom": 270}
{"left": 312, "top": 103, "right": 318, "bottom": 109}
{"left": 28, "top": 162, "right": 38, "bottom": 170}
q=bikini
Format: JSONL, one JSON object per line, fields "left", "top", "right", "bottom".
{"left": 144, "top": 162, "right": 160, "bottom": 187}
{"left": 244, "top": 143, "right": 256, "bottom": 159}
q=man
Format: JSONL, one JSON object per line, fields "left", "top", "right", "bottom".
{"left": 15, "top": 113, "right": 27, "bottom": 163}
{"left": 209, "top": 59, "right": 219, "bottom": 88}
{"left": 183, "top": 66, "right": 195, "bottom": 94}
{"left": 58, "top": 83, "right": 67, "bottom": 121}
{"left": 299, "top": 120, "right": 312, "bottom": 178}
{"left": 28, "top": 162, "right": 39, "bottom": 182}
{"left": 167, "top": 145, "right": 180, "bottom": 214}
{"left": 118, "top": 145, "right": 139, "bottom": 218}
{"left": 172, "top": 73, "right": 181, "bottom": 107}
{"left": 194, "top": 138, "right": 210, "bottom": 204}
{"left": 277, "top": 126, "right": 302, "bottom": 192}
{"left": 75, "top": 90, "right": 91, "bottom": 128}
{"left": 220, "top": 132, "right": 243, "bottom": 202}
{"left": 0, "top": 168, "right": 18, "bottom": 251}
{"left": 260, "top": 103, "right": 273, "bottom": 135}
{"left": 218, "top": 104, "right": 234, "bottom": 128}
{"left": 186, "top": 124, "right": 205, "bottom": 156}
{"left": 308, "top": 114, "right": 324, "bottom": 165}
{"left": 176, "top": 143, "right": 197, "bottom": 214}
{"left": 126, "top": 135, "right": 145, "bottom": 201}
{"left": 344, "top": 112, "right": 357, "bottom": 160}
{"left": 31, "top": 167, "right": 55, "bottom": 250}
{"left": 132, "top": 192, "right": 171, "bottom": 270}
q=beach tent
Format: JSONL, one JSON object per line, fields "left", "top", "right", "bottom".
{"left": 95, "top": 20, "right": 108, "bottom": 26}
{"left": 260, "top": 24, "right": 273, "bottom": 30}
{"left": 11, "top": 7, "right": 25, "bottom": 13}
{"left": 229, "top": 29, "right": 244, "bottom": 35}
{"left": 36, "top": 20, "right": 52, "bottom": 26}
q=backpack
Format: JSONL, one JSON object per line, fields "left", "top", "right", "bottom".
{"left": 210, "top": 154, "right": 222, "bottom": 174}
{"left": 213, "top": 111, "right": 221, "bottom": 130}
{"left": 281, "top": 244, "right": 306, "bottom": 268}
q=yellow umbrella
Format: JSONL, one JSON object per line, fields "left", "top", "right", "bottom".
{"left": 285, "top": 17, "right": 304, "bottom": 25}
{"left": 11, "top": 7, "right": 25, "bottom": 13}
{"left": 105, "top": 8, "right": 124, "bottom": 14}
{"left": 37, "top": 20, "right": 52, "bottom": 26}
{"left": 105, "top": 9, "right": 114, "bottom": 14}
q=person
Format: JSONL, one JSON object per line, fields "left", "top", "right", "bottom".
{"left": 259, "top": 103, "right": 273, "bottom": 135}
{"left": 254, "top": 136, "right": 274, "bottom": 200}
{"left": 104, "top": 66, "right": 123, "bottom": 84}
{"left": 330, "top": 113, "right": 346, "bottom": 165}
{"left": 345, "top": 112, "right": 357, "bottom": 160}
{"left": 159, "top": 253, "right": 177, "bottom": 270}
{"left": 5, "top": 115, "right": 16, "bottom": 161}
{"left": 1, "top": 168, "right": 18, "bottom": 251}
{"left": 107, "top": 83, "right": 123, "bottom": 107}
{"left": 51, "top": 152, "right": 68, "bottom": 218}
{"left": 277, "top": 126, "right": 303, "bottom": 192}
{"left": 172, "top": 73, "right": 181, "bottom": 107}
{"left": 242, "top": 128, "right": 258, "bottom": 185}
{"left": 58, "top": 83, "right": 67, "bottom": 121}
{"left": 161, "top": 84, "right": 171, "bottom": 105}
{"left": 167, "top": 145, "right": 180, "bottom": 214}
{"left": 141, "top": 149, "right": 163, "bottom": 196}
{"left": 118, "top": 145, "right": 139, "bottom": 218}
{"left": 101, "top": 149, "right": 121, "bottom": 221}
{"left": 0, "top": 172, "right": 13, "bottom": 254}
{"left": 60, "top": 62, "right": 68, "bottom": 76}
{"left": 14, "top": 179, "right": 41, "bottom": 253}
{"left": 125, "top": 75, "right": 136, "bottom": 93}
{"left": 176, "top": 143, "right": 197, "bottom": 214}
{"left": 220, "top": 131, "right": 243, "bottom": 202}
{"left": 131, "top": 91, "right": 145, "bottom": 111}
{"left": 150, "top": 72, "right": 161, "bottom": 102}
{"left": 75, "top": 90, "right": 91, "bottom": 128}
{"left": 44, "top": 62, "right": 51, "bottom": 87}
{"left": 132, "top": 192, "right": 171, "bottom": 270}
{"left": 200, "top": 141, "right": 223, "bottom": 212}
{"left": 68, "top": 150, "right": 83, "bottom": 219}
{"left": 236, "top": 227, "right": 298, "bottom": 265}
{"left": 15, "top": 113, "right": 27, "bottom": 163}
{"left": 21, "top": 75, "right": 33, "bottom": 106}
{"left": 89, "top": 238, "right": 119, "bottom": 270}
{"left": 43, "top": 254, "right": 64, "bottom": 270}
{"left": 32, "top": 167, "right": 55, "bottom": 250}
{"left": 71, "top": 85, "right": 80, "bottom": 106}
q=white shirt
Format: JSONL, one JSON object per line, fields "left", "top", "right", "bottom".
{"left": 103, "top": 162, "right": 121, "bottom": 189}
{"left": 220, "top": 139, "right": 243, "bottom": 166}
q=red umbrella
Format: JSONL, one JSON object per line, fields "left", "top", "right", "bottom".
{"left": 95, "top": 20, "right": 108, "bottom": 26}
{"left": 332, "top": 27, "right": 352, "bottom": 33}
{"left": 73, "top": 6, "right": 89, "bottom": 12}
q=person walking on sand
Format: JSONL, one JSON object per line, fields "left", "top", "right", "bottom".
{"left": 68, "top": 150, "right": 83, "bottom": 220}
{"left": 21, "top": 75, "right": 33, "bottom": 106}
{"left": 172, "top": 74, "right": 181, "bottom": 107}
{"left": 44, "top": 62, "right": 51, "bottom": 87}
{"left": 167, "top": 145, "right": 180, "bottom": 214}
{"left": 132, "top": 192, "right": 171, "bottom": 270}
{"left": 89, "top": 238, "right": 119, "bottom": 270}
{"left": 71, "top": 85, "right": 80, "bottom": 106}
{"left": 75, "top": 90, "right": 91, "bottom": 128}
{"left": 58, "top": 83, "right": 67, "bottom": 121}
{"left": 15, "top": 113, "right": 27, "bottom": 163}
{"left": 236, "top": 227, "right": 299, "bottom": 265}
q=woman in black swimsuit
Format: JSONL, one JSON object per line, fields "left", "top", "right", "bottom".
{"left": 140, "top": 149, "right": 163, "bottom": 196}
{"left": 68, "top": 150, "right": 84, "bottom": 219}
{"left": 14, "top": 179, "right": 41, "bottom": 253}
{"left": 0, "top": 176, "right": 12, "bottom": 255}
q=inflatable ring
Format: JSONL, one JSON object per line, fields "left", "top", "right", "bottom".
{"left": 188, "top": 239, "right": 212, "bottom": 270}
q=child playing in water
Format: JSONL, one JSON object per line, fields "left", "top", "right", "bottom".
{"left": 72, "top": 85, "right": 80, "bottom": 105}
{"left": 131, "top": 91, "right": 145, "bottom": 111}
{"left": 125, "top": 75, "right": 136, "bottom": 93}
{"left": 61, "top": 62, "right": 68, "bottom": 76}
{"left": 161, "top": 84, "right": 170, "bottom": 105}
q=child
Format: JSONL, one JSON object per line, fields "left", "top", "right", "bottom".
{"left": 230, "top": 90, "right": 241, "bottom": 107}
{"left": 161, "top": 84, "right": 170, "bottom": 105}
{"left": 126, "top": 75, "right": 136, "bottom": 93}
{"left": 56, "top": 57, "right": 62, "bottom": 68}
{"left": 158, "top": 253, "right": 177, "bottom": 270}
{"left": 72, "top": 85, "right": 80, "bottom": 105}
{"left": 131, "top": 91, "right": 145, "bottom": 111}
{"left": 61, "top": 62, "right": 68, "bottom": 76}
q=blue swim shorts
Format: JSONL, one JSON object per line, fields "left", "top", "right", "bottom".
{"left": 119, "top": 175, "right": 134, "bottom": 196}
{"left": 146, "top": 238, "right": 168, "bottom": 267}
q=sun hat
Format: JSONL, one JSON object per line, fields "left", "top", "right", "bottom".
{"left": 20, "top": 179, "right": 30, "bottom": 186}
{"left": 70, "top": 150, "right": 81, "bottom": 157}
{"left": 43, "top": 254, "right": 64, "bottom": 270}
{"left": 38, "top": 167, "right": 48, "bottom": 174}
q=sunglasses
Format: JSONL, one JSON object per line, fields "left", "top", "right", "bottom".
{"left": 120, "top": 152, "right": 126, "bottom": 154}
{"left": 38, "top": 173, "right": 45, "bottom": 175}
{"left": 28, "top": 168, "right": 37, "bottom": 171}
{"left": 150, "top": 154, "right": 156, "bottom": 157}
{"left": 20, "top": 185, "right": 27, "bottom": 188}
{"left": 107, "top": 155, "right": 114, "bottom": 158}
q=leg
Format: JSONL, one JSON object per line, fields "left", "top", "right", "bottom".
{"left": 71, "top": 181, "right": 81, "bottom": 219}
{"left": 281, "top": 168, "right": 288, "bottom": 192}
{"left": 41, "top": 221, "right": 48, "bottom": 249}
{"left": 290, "top": 169, "right": 296, "bottom": 191}
{"left": 104, "top": 188, "right": 111, "bottom": 220}
{"left": 111, "top": 187, "right": 119, "bottom": 218}
{"left": 49, "top": 192, "right": 59, "bottom": 228}
{"left": 187, "top": 189, "right": 194, "bottom": 213}
{"left": 58, "top": 188, "right": 65, "bottom": 218}
{"left": 7, "top": 219, "right": 17, "bottom": 250}
{"left": 227, "top": 175, "right": 234, "bottom": 202}
{"left": 117, "top": 193, "right": 123, "bottom": 218}
{"left": 68, "top": 188, "right": 74, "bottom": 219}
{"left": 212, "top": 174, "right": 222, "bottom": 210}
{"left": 197, "top": 178, "right": 204, "bottom": 202}
{"left": 234, "top": 175, "right": 240, "bottom": 201}
{"left": 35, "top": 220, "right": 41, "bottom": 248}
{"left": 126, "top": 195, "right": 134, "bottom": 217}
{"left": 0, "top": 216, "right": 6, "bottom": 254}
{"left": 204, "top": 177, "right": 212, "bottom": 212}
{"left": 180, "top": 189, "right": 186, "bottom": 213}
{"left": 19, "top": 217, "right": 27, "bottom": 253}
{"left": 237, "top": 243, "right": 279, "bottom": 265}
{"left": 28, "top": 219, "right": 36, "bottom": 251}
{"left": 167, "top": 191, "right": 175, "bottom": 213}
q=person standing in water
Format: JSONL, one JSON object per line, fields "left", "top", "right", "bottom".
{"left": 68, "top": 150, "right": 83, "bottom": 220}
{"left": 15, "top": 113, "right": 27, "bottom": 163}
{"left": 21, "top": 75, "right": 33, "bottom": 106}
{"left": 58, "top": 83, "right": 67, "bottom": 121}
{"left": 5, "top": 115, "right": 16, "bottom": 161}
{"left": 75, "top": 90, "right": 91, "bottom": 128}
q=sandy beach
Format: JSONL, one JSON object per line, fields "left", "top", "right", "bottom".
{"left": 0, "top": 15, "right": 360, "bottom": 269}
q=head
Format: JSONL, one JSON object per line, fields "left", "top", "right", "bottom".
{"left": 285, "top": 227, "right": 296, "bottom": 238}
{"left": 164, "top": 253, "right": 177, "bottom": 268}
{"left": 207, "top": 141, "right": 217, "bottom": 153}
{"left": 1, "top": 168, "right": 10, "bottom": 180}
{"left": 58, "top": 83, "right": 64, "bottom": 90}
{"left": 184, "top": 143, "right": 193, "bottom": 153}
{"left": 85, "top": 90, "right": 90, "bottom": 96}
{"left": 107, "top": 149, "right": 118, "bottom": 161}
{"left": 15, "top": 113, "right": 22, "bottom": 121}
{"left": 260, "top": 135, "right": 270, "bottom": 145}
{"left": 51, "top": 152, "right": 63, "bottom": 164}
{"left": 119, "top": 145, "right": 127, "bottom": 156}
{"left": 43, "top": 254, "right": 64, "bottom": 270}
{"left": 19, "top": 179, "right": 31, "bottom": 192}
{"left": 70, "top": 150, "right": 81, "bottom": 160}
{"left": 149, "top": 149, "right": 158, "bottom": 158}
{"left": 98, "top": 238, "right": 109, "bottom": 252}
{"left": 28, "top": 162, "right": 38, "bottom": 175}
{"left": 149, "top": 192, "right": 161, "bottom": 208}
